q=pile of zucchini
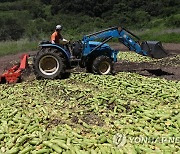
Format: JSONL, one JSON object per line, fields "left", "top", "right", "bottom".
{"left": 0, "top": 72, "right": 179, "bottom": 153}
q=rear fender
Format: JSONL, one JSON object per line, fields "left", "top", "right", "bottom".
{"left": 39, "top": 44, "right": 71, "bottom": 61}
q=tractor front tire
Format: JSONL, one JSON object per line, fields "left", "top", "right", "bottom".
{"left": 92, "top": 56, "right": 113, "bottom": 75}
{"left": 33, "top": 48, "right": 66, "bottom": 79}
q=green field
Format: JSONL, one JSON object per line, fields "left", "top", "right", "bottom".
{"left": 140, "top": 31, "right": 180, "bottom": 43}
{"left": 0, "top": 40, "right": 37, "bottom": 57}
{"left": 0, "top": 70, "right": 180, "bottom": 153}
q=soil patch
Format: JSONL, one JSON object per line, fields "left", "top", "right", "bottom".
{"left": 114, "top": 60, "right": 180, "bottom": 80}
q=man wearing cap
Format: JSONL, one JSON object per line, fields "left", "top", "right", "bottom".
{"left": 51, "top": 25, "right": 68, "bottom": 44}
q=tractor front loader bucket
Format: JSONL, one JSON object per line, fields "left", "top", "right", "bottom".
{"left": 0, "top": 54, "right": 29, "bottom": 84}
{"left": 141, "top": 41, "right": 168, "bottom": 59}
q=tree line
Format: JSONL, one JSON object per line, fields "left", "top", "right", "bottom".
{"left": 0, "top": 0, "right": 179, "bottom": 41}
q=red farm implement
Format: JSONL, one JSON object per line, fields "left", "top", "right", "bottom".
{"left": 0, "top": 54, "right": 29, "bottom": 84}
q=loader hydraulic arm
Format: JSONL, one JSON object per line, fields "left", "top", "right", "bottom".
{"left": 82, "top": 27, "right": 148, "bottom": 56}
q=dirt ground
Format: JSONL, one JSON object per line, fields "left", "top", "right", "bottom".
{"left": 0, "top": 43, "right": 180, "bottom": 81}
{"left": 112, "top": 43, "right": 180, "bottom": 81}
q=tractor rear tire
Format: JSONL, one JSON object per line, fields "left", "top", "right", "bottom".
{"left": 33, "top": 48, "right": 66, "bottom": 79}
{"left": 92, "top": 55, "right": 113, "bottom": 75}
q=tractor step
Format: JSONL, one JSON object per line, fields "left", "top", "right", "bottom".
{"left": 0, "top": 54, "right": 29, "bottom": 84}
{"left": 70, "top": 58, "right": 81, "bottom": 67}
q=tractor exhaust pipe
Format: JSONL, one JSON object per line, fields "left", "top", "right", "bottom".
{"left": 141, "top": 41, "right": 168, "bottom": 59}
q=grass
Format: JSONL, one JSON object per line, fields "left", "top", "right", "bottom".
{"left": 138, "top": 27, "right": 180, "bottom": 43}
{"left": 141, "top": 32, "right": 180, "bottom": 43}
{"left": 0, "top": 39, "right": 37, "bottom": 57}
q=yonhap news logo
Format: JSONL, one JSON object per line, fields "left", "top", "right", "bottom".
{"left": 113, "top": 133, "right": 127, "bottom": 147}
{"left": 113, "top": 133, "right": 180, "bottom": 148}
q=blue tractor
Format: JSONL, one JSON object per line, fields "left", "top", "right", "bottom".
{"left": 33, "top": 27, "right": 168, "bottom": 79}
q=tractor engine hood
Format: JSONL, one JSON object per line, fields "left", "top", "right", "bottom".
{"left": 88, "top": 41, "right": 111, "bottom": 50}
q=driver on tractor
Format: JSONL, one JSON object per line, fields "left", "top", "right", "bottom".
{"left": 51, "top": 25, "right": 69, "bottom": 45}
